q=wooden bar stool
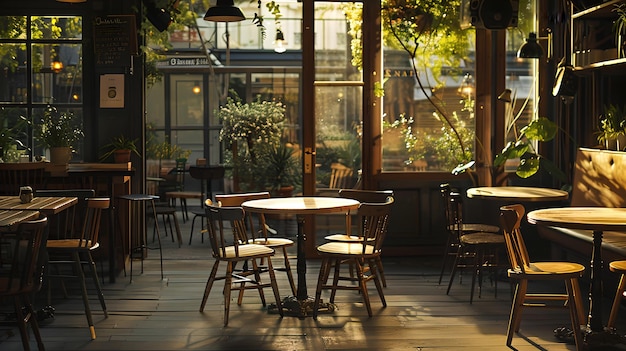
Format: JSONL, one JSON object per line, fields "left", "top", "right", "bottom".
{"left": 608, "top": 260, "right": 626, "bottom": 328}
{"left": 118, "top": 194, "right": 164, "bottom": 282}
{"left": 165, "top": 190, "right": 202, "bottom": 222}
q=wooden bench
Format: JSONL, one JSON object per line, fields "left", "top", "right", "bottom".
{"left": 538, "top": 147, "right": 626, "bottom": 264}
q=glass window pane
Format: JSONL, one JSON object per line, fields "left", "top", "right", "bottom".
{"left": 0, "top": 16, "right": 27, "bottom": 39}
{"left": 171, "top": 76, "right": 204, "bottom": 127}
{"left": 0, "top": 43, "right": 27, "bottom": 103}
{"left": 315, "top": 85, "right": 362, "bottom": 188}
{"left": 0, "top": 107, "right": 29, "bottom": 163}
{"left": 31, "top": 16, "right": 83, "bottom": 40}
{"left": 381, "top": 3, "right": 475, "bottom": 172}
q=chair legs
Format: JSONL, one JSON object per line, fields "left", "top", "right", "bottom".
{"left": 199, "top": 258, "right": 283, "bottom": 326}
{"left": 13, "top": 293, "right": 45, "bottom": 351}
{"left": 313, "top": 256, "right": 385, "bottom": 320}
{"left": 507, "top": 278, "right": 584, "bottom": 351}
{"left": 609, "top": 272, "right": 626, "bottom": 328}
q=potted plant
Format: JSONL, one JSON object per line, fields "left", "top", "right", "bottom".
{"left": 34, "top": 106, "right": 84, "bottom": 164}
{"left": 0, "top": 111, "right": 30, "bottom": 163}
{"left": 260, "top": 143, "right": 300, "bottom": 196}
{"left": 217, "top": 93, "right": 286, "bottom": 192}
{"left": 596, "top": 104, "right": 626, "bottom": 151}
{"left": 99, "top": 135, "right": 141, "bottom": 163}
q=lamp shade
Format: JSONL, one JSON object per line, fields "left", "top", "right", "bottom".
{"left": 517, "top": 32, "right": 544, "bottom": 59}
{"left": 204, "top": 0, "right": 246, "bottom": 22}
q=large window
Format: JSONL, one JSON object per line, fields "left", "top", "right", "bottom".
{"left": 0, "top": 15, "right": 83, "bottom": 162}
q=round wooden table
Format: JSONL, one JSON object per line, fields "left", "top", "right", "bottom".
{"left": 527, "top": 207, "right": 626, "bottom": 346}
{"left": 242, "top": 196, "right": 360, "bottom": 317}
{"left": 467, "top": 186, "right": 569, "bottom": 202}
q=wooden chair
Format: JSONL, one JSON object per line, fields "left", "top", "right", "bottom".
{"left": 324, "top": 189, "right": 394, "bottom": 287}
{"left": 445, "top": 191, "right": 505, "bottom": 303}
{"left": 438, "top": 183, "right": 500, "bottom": 285}
{"left": 0, "top": 216, "right": 48, "bottom": 351}
{"left": 499, "top": 204, "right": 585, "bottom": 351}
{"left": 215, "top": 192, "right": 296, "bottom": 295}
{"left": 199, "top": 204, "right": 283, "bottom": 326}
{"left": 0, "top": 162, "right": 47, "bottom": 195}
{"left": 312, "top": 196, "right": 394, "bottom": 319}
{"left": 188, "top": 165, "right": 226, "bottom": 244}
{"left": 328, "top": 162, "right": 354, "bottom": 189}
{"left": 607, "top": 260, "right": 626, "bottom": 328}
{"left": 45, "top": 197, "right": 110, "bottom": 340}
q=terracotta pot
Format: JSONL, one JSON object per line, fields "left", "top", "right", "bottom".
{"left": 113, "top": 149, "right": 132, "bottom": 163}
{"left": 50, "top": 147, "right": 72, "bottom": 164}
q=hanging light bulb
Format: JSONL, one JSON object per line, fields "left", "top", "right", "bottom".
{"left": 274, "top": 29, "right": 287, "bottom": 53}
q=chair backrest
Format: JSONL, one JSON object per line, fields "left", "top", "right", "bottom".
{"left": 0, "top": 216, "right": 48, "bottom": 295}
{"left": 215, "top": 192, "right": 271, "bottom": 241}
{"left": 499, "top": 204, "right": 530, "bottom": 273}
{"left": 329, "top": 163, "right": 353, "bottom": 189}
{"left": 445, "top": 191, "right": 466, "bottom": 240}
{"left": 33, "top": 189, "right": 95, "bottom": 239}
{"left": 204, "top": 204, "right": 254, "bottom": 259}
{"left": 338, "top": 189, "right": 394, "bottom": 203}
{"left": 76, "top": 198, "right": 110, "bottom": 248}
{"left": 0, "top": 163, "right": 47, "bottom": 195}
{"left": 339, "top": 189, "right": 394, "bottom": 234}
{"left": 355, "top": 196, "right": 394, "bottom": 253}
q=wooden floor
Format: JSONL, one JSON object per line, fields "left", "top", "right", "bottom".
{"left": 3, "top": 212, "right": 626, "bottom": 350}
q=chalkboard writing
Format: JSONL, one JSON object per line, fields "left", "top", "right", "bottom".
{"left": 93, "top": 15, "right": 138, "bottom": 67}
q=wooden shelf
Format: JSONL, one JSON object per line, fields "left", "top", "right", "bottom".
{"left": 573, "top": 0, "right": 624, "bottom": 20}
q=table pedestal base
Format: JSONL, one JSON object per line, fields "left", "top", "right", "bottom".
{"left": 268, "top": 296, "right": 336, "bottom": 318}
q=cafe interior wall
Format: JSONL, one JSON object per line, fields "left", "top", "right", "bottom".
{"left": 4, "top": 0, "right": 146, "bottom": 192}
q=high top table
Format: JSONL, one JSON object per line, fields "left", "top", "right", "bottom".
{"left": 527, "top": 207, "right": 626, "bottom": 348}
{"left": 242, "top": 196, "right": 360, "bottom": 317}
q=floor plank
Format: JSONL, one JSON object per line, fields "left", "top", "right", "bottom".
{"left": 2, "top": 212, "right": 626, "bottom": 350}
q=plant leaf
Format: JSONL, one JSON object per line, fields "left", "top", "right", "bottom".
{"left": 516, "top": 156, "right": 540, "bottom": 178}
{"left": 520, "top": 117, "right": 557, "bottom": 142}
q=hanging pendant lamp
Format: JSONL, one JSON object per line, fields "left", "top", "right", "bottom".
{"left": 204, "top": 0, "right": 246, "bottom": 22}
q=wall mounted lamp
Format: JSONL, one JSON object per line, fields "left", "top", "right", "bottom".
{"left": 204, "top": 0, "right": 246, "bottom": 22}
{"left": 517, "top": 29, "right": 552, "bottom": 60}
{"left": 274, "top": 29, "right": 287, "bottom": 53}
{"left": 192, "top": 82, "right": 201, "bottom": 94}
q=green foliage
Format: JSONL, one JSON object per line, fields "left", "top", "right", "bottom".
{"left": 34, "top": 106, "right": 83, "bottom": 149}
{"left": 389, "top": 113, "right": 474, "bottom": 171}
{"left": 217, "top": 93, "right": 286, "bottom": 148}
{"left": 596, "top": 104, "right": 626, "bottom": 148}
{"left": 494, "top": 117, "right": 565, "bottom": 181}
{"left": 99, "top": 135, "right": 141, "bottom": 162}
{"left": 146, "top": 137, "right": 191, "bottom": 160}
{"left": 258, "top": 143, "right": 301, "bottom": 191}
{"left": 0, "top": 108, "right": 30, "bottom": 161}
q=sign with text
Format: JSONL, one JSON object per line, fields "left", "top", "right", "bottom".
{"left": 93, "top": 15, "right": 138, "bottom": 67}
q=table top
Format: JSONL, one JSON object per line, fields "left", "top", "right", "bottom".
{"left": 242, "top": 196, "right": 360, "bottom": 215}
{"left": 527, "top": 207, "right": 626, "bottom": 231}
{"left": 0, "top": 209, "right": 40, "bottom": 230}
{"left": 467, "top": 186, "right": 569, "bottom": 202}
{"left": 0, "top": 196, "right": 78, "bottom": 215}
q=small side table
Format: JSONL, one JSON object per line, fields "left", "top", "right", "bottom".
{"left": 118, "top": 194, "right": 163, "bottom": 282}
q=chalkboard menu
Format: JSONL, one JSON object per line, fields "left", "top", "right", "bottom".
{"left": 93, "top": 15, "right": 138, "bottom": 67}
